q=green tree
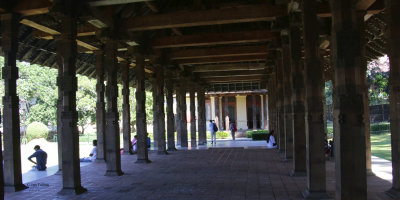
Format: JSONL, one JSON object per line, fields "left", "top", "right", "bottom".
{"left": 76, "top": 75, "right": 97, "bottom": 134}
{"left": 367, "top": 57, "right": 389, "bottom": 105}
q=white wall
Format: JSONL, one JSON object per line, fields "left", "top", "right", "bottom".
{"left": 236, "top": 95, "right": 248, "bottom": 130}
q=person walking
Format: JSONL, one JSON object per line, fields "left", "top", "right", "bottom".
{"left": 209, "top": 120, "right": 218, "bottom": 144}
{"left": 229, "top": 121, "right": 237, "bottom": 141}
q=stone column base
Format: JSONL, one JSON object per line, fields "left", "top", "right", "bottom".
{"left": 168, "top": 148, "right": 178, "bottom": 151}
{"left": 135, "top": 159, "right": 152, "bottom": 164}
{"left": 4, "top": 184, "right": 28, "bottom": 192}
{"left": 158, "top": 151, "right": 169, "bottom": 155}
{"left": 57, "top": 186, "right": 87, "bottom": 195}
{"left": 366, "top": 168, "right": 375, "bottom": 176}
{"left": 290, "top": 170, "right": 306, "bottom": 177}
{"left": 302, "top": 190, "right": 331, "bottom": 200}
{"left": 386, "top": 188, "right": 400, "bottom": 199}
{"left": 105, "top": 170, "right": 124, "bottom": 176}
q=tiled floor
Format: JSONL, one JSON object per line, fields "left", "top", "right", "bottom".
{"left": 5, "top": 139, "right": 394, "bottom": 200}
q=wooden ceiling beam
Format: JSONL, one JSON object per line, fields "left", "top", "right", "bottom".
{"left": 201, "top": 75, "right": 268, "bottom": 83}
{"left": 12, "top": 0, "right": 52, "bottom": 16}
{"left": 170, "top": 45, "right": 268, "bottom": 60}
{"left": 192, "top": 63, "right": 266, "bottom": 72}
{"left": 317, "top": 0, "right": 382, "bottom": 17}
{"left": 356, "top": 0, "right": 376, "bottom": 10}
{"left": 33, "top": 24, "right": 97, "bottom": 39}
{"left": 176, "top": 54, "right": 267, "bottom": 65}
{"left": 152, "top": 30, "right": 279, "bottom": 48}
{"left": 123, "top": 3, "right": 286, "bottom": 31}
{"left": 196, "top": 69, "right": 267, "bottom": 78}
{"left": 88, "top": 0, "right": 153, "bottom": 7}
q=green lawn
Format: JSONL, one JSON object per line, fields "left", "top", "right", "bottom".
{"left": 371, "top": 132, "right": 392, "bottom": 161}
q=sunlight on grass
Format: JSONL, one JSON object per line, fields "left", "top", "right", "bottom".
{"left": 371, "top": 132, "right": 392, "bottom": 161}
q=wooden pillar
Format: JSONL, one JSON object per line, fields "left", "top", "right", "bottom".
{"left": 1, "top": 13, "right": 27, "bottom": 192}
{"left": 56, "top": 51, "right": 63, "bottom": 170}
{"left": 197, "top": 87, "right": 207, "bottom": 145}
{"left": 190, "top": 87, "right": 197, "bottom": 147}
{"left": 165, "top": 72, "right": 176, "bottom": 151}
{"left": 95, "top": 50, "right": 106, "bottom": 161}
{"left": 214, "top": 96, "right": 220, "bottom": 129}
{"left": 268, "top": 72, "right": 277, "bottom": 133}
{"left": 154, "top": 64, "right": 167, "bottom": 154}
{"left": 224, "top": 96, "right": 229, "bottom": 131}
{"left": 289, "top": 15, "right": 306, "bottom": 176}
{"left": 176, "top": 84, "right": 182, "bottom": 146}
{"left": 301, "top": 0, "right": 329, "bottom": 198}
{"left": 330, "top": 1, "right": 367, "bottom": 199}
{"left": 122, "top": 61, "right": 132, "bottom": 155}
{"left": 0, "top": 110, "right": 3, "bottom": 198}
{"left": 152, "top": 78, "right": 159, "bottom": 149}
{"left": 55, "top": 7, "right": 86, "bottom": 194}
{"left": 282, "top": 36, "right": 294, "bottom": 160}
{"left": 135, "top": 53, "right": 150, "bottom": 163}
{"left": 178, "top": 79, "right": 188, "bottom": 147}
{"left": 252, "top": 94, "right": 257, "bottom": 130}
{"left": 276, "top": 56, "right": 285, "bottom": 151}
{"left": 386, "top": 0, "right": 400, "bottom": 197}
{"left": 104, "top": 38, "right": 123, "bottom": 176}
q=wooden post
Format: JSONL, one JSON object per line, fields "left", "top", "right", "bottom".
{"left": 197, "top": 87, "right": 207, "bottom": 145}
{"left": 154, "top": 64, "right": 167, "bottom": 154}
{"left": 54, "top": 3, "right": 86, "bottom": 193}
{"left": 122, "top": 61, "right": 132, "bottom": 155}
{"left": 330, "top": 0, "right": 367, "bottom": 199}
{"left": 214, "top": 96, "right": 220, "bottom": 129}
{"left": 289, "top": 14, "right": 306, "bottom": 176}
{"left": 282, "top": 35, "right": 294, "bottom": 160}
{"left": 104, "top": 37, "right": 123, "bottom": 176}
{"left": 301, "top": 0, "right": 329, "bottom": 198}
{"left": 165, "top": 71, "right": 176, "bottom": 150}
{"left": 56, "top": 49, "right": 63, "bottom": 170}
{"left": 276, "top": 56, "right": 285, "bottom": 151}
{"left": 386, "top": 0, "right": 400, "bottom": 197}
{"left": 190, "top": 87, "right": 197, "bottom": 147}
{"left": 178, "top": 79, "right": 188, "bottom": 147}
{"left": 135, "top": 52, "right": 151, "bottom": 163}
{"left": 0, "top": 110, "right": 4, "bottom": 199}
{"left": 95, "top": 50, "right": 106, "bottom": 161}
{"left": 263, "top": 94, "right": 268, "bottom": 130}
{"left": 1, "top": 13, "right": 27, "bottom": 192}
{"left": 224, "top": 96, "right": 229, "bottom": 131}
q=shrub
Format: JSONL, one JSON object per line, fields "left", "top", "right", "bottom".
{"left": 246, "top": 130, "right": 269, "bottom": 140}
{"left": 216, "top": 131, "right": 229, "bottom": 138}
{"left": 26, "top": 122, "right": 49, "bottom": 142}
{"left": 370, "top": 122, "right": 390, "bottom": 134}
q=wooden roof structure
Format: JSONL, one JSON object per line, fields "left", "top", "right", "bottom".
{"left": 0, "top": 0, "right": 386, "bottom": 91}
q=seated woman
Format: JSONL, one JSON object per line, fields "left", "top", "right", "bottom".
{"left": 266, "top": 130, "right": 277, "bottom": 149}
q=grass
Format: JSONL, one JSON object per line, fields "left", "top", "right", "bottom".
{"left": 371, "top": 132, "right": 392, "bottom": 161}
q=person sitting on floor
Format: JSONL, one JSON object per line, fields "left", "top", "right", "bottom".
{"left": 28, "top": 145, "right": 48, "bottom": 171}
{"left": 132, "top": 135, "right": 137, "bottom": 152}
{"left": 266, "top": 130, "right": 277, "bottom": 149}
{"left": 80, "top": 140, "right": 97, "bottom": 162}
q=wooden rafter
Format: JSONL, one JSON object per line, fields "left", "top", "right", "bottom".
{"left": 123, "top": 3, "right": 286, "bottom": 31}
{"left": 152, "top": 30, "right": 279, "bottom": 48}
{"left": 175, "top": 54, "right": 268, "bottom": 65}
{"left": 12, "top": 0, "right": 52, "bottom": 16}
{"left": 201, "top": 75, "right": 268, "bottom": 83}
{"left": 170, "top": 45, "right": 268, "bottom": 60}
{"left": 196, "top": 69, "right": 267, "bottom": 78}
{"left": 192, "top": 63, "right": 266, "bottom": 72}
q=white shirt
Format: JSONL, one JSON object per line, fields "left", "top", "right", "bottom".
{"left": 90, "top": 146, "right": 97, "bottom": 161}
{"left": 267, "top": 136, "right": 276, "bottom": 148}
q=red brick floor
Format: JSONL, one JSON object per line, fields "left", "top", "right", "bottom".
{"left": 5, "top": 147, "right": 393, "bottom": 200}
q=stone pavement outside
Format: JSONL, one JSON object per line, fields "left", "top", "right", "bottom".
{"left": 6, "top": 139, "right": 394, "bottom": 200}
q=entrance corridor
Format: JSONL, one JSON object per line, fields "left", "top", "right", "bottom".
{"left": 5, "top": 142, "right": 393, "bottom": 200}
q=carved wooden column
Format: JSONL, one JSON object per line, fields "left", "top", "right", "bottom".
{"left": 282, "top": 35, "right": 294, "bottom": 160}
{"left": 153, "top": 64, "right": 167, "bottom": 154}
{"left": 95, "top": 50, "right": 106, "bottom": 161}
{"left": 197, "top": 87, "right": 207, "bottom": 145}
{"left": 135, "top": 52, "right": 150, "bottom": 163}
{"left": 301, "top": 0, "right": 329, "bottom": 198}
{"left": 386, "top": 0, "right": 400, "bottom": 197}
{"left": 330, "top": 0, "right": 368, "bottom": 199}
{"left": 276, "top": 56, "right": 285, "bottom": 151}
{"left": 224, "top": 96, "right": 229, "bottom": 131}
{"left": 122, "top": 61, "right": 132, "bottom": 155}
{"left": 176, "top": 83, "right": 182, "bottom": 146}
{"left": 177, "top": 78, "right": 188, "bottom": 147}
{"left": 1, "top": 13, "right": 27, "bottom": 192}
{"left": 190, "top": 87, "right": 197, "bottom": 147}
{"left": 252, "top": 94, "right": 257, "bottom": 130}
{"left": 289, "top": 14, "right": 306, "bottom": 176}
{"left": 268, "top": 71, "right": 277, "bottom": 133}
{"left": 104, "top": 36, "right": 123, "bottom": 176}
{"left": 0, "top": 110, "right": 3, "bottom": 198}
{"left": 152, "top": 78, "right": 159, "bottom": 149}
{"left": 55, "top": 5, "right": 86, "bottom": 193}
{"left": 56, "top": 49, "right": 63, "bottom": 170}
{"left": 165, "top": 71, "right": 176, "bottom": 151}
{"left": 263, "top": 94, "right": 268, "bottom": 130}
